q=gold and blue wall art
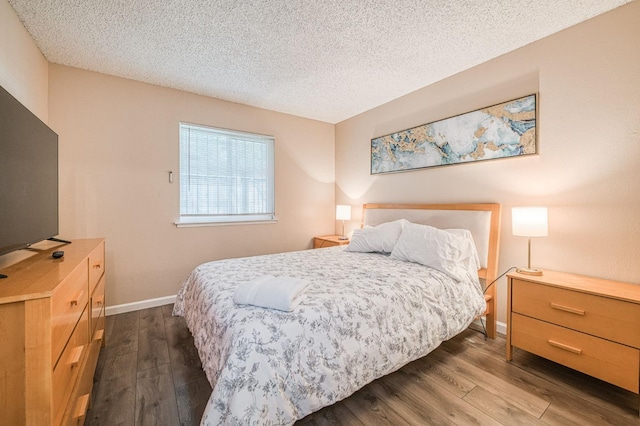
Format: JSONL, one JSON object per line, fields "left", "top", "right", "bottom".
{"left": 371, "top": 94, "right": 537, "bottom": 174}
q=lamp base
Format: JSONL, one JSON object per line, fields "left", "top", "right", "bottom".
{"left": 516, "top": 267, "right": 543, "bottom": 276}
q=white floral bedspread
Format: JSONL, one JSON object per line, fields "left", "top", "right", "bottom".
{"left": 173, "top": 246, "right": 486, "bottom": 425}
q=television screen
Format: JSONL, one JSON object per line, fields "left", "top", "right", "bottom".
{"left": 0, "top": 85, "right": 59, "bottom": 256}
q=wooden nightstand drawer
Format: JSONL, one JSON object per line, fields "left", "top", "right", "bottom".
{"left": 313, "top": 235, "right": 349, "bottom": 248}
{"left": 512, "top": 278, "right": 640, "bottom": 348}
{"left": 512, "top": 313, "right": 639, "bottom": 393}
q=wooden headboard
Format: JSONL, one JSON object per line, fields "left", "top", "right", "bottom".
{"left": 362, "top": 203, "right": 502, "bottom": 338}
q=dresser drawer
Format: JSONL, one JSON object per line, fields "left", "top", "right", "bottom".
{"left": 51, "top": 260, "right": 89, "bottom": 365}
{"left": 63, "top": 325, "right": 104, "bottom": 426}
{"left": 88, "top": 240, "right": 105, "bottom": 293}
{"left": 91, "top": 274, "right": 105, "bottom": 336}
{"left": 52, "top": 307, "right": 89, "bottom": 426}
{"left": 94, "top": 313, "right": 105, "bottom": 348}
{"left": 511, "top": 279, "right": 640, "bottom": 348}
{"left": 63, "top": 393, "right": 90, "bottom": 426}
{"left": 512, "top": 313, "right": 639, "bottom": 392}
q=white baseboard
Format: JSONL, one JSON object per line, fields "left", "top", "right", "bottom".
{"left": 106, "top": 295, "right": 177, "bottom": 316}
{"left": 496, "top": 320, "right": 506, "bottom": 335}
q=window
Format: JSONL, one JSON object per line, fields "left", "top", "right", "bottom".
{"left": 177, "top": 123, "right": 275, "bottom": 226}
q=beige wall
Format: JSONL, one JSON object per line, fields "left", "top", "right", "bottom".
{"left": 335, "top": 2, "right": 640, "bottom": 326}
{"left": 48, "top": 65, "right": 335, "bottom": 306}
{"left": 0, "top": 0, "right": 48, "bottom": 121}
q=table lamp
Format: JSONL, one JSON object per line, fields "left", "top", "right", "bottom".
{"left": 512, "top": 207, "right": 548, "bottom": 276}
{"left": 336, "top": 205, "right": 351, "bottom": 240}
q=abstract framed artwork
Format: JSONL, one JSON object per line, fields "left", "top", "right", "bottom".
{"left": 371, "top": 94, "right": 537, "bottom": 174}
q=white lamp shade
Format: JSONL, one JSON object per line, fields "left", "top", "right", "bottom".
{"left": 336, "top": 205, "right": 352, "bottom": 221}
{"left": 512, "top": 207, "right": 548, "bottom": 237}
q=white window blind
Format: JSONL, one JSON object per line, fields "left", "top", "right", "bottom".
{"left": 178, "top": 123, "right": 275, "bottom": 225}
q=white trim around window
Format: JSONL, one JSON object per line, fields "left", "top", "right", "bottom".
{"left": 176, "top": 122, "right": 276, "bottom": 226}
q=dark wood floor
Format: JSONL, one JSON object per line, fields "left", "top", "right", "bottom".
{"left": 87, "top": 305, "right": 639, "bottom": 425}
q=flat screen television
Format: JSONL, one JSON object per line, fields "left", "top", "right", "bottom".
{"left": 0, "top": 85, "right": 59, "bottom": 257}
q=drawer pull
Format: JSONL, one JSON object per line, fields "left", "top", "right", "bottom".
{"left": 70, "top": 290, "right": 83, "bottom": 307}
{"left": 70, "top": 345, "right": 84, "bottom": 367}
{"left": 94, "top": 328, "right": 105, "bottom": 343}
{"left": 94, "top": 296, "right": 104, "bottom": 306}
{"left": 74, "top": 393, "right": 90, "bottom": 420}
{"left": 548, "top": 339, "right": 582, "bottom": 355}
{"left": 550, "top": 303, "right": 585, "bottom": 316}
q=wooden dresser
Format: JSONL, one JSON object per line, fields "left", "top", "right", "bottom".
{"left": 0, "top": 239, "right": 106, "bottom": 425}
{"left": 506, "top": 270, "right": 640, "bottom": 412}
{"left": 313, "top": 235, "right": 350, "bottom": 248}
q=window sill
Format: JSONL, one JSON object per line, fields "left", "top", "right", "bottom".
{"left": 175, "top": 217, "right": 278, "bottom": 228}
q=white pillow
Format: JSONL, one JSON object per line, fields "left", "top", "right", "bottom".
{"left": 346, "top": 219, "right": 409, "bottom": 253}
{"left": 445, "top": 228, "right": 481, "bottom": 273}
{"left": 390, "top": 223, "right": 479, "bottom": 281}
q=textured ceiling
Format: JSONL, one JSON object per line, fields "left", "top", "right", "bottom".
{"left": 8, "top": 0, "right": 632, "bottom": 123}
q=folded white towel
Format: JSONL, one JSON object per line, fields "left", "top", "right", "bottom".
{"left": 233, "top": 275, "right": 309, "bottom": 312}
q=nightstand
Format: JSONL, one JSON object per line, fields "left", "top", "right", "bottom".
{"left": 313, "top": 235, "right": 350, "bottom": 249}
{"left": 506, "top": 270, "right": 640, "bottom": 414}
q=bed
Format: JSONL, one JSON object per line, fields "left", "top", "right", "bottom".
{"left": 173, "top": 203, "right": 501, "bottom": 425}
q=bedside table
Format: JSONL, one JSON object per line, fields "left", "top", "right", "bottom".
{"left": 313, "top": 235, "right": 349, "bottom": 248}
{"left": 506, "top": 270, "right": 640, "bottom": 413}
